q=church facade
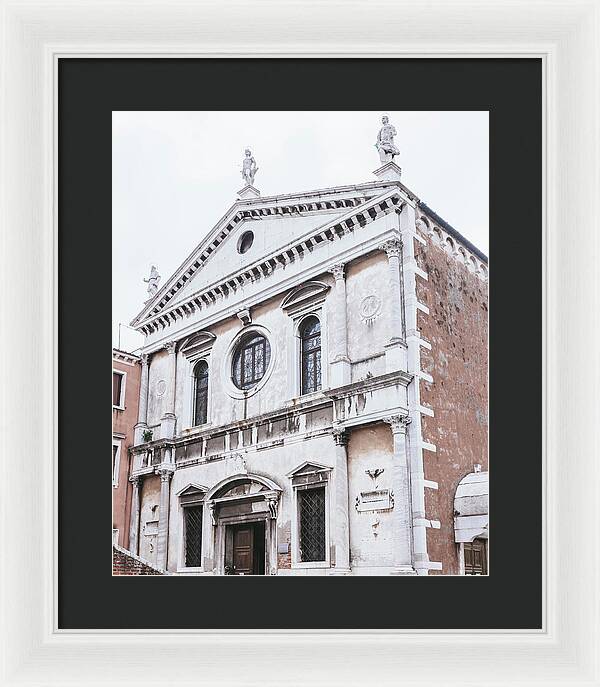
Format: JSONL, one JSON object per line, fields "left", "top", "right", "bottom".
{"left": 125, "top": 127, "right": 488, "bottom": 576}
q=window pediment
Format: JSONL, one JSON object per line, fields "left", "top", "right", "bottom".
{"left": 280, "top": 281, "right": 330, "bottom": 314}
{"left": 180, "top": 331, "right": 216, "bottom": 360}
{"left": 287, "top": 461, "right": 332, "bottom": 478}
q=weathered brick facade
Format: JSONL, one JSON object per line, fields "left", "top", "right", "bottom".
{"left": 415, "top": 221, "right": 488, "bottom": 574}
{"left": 112, "top": 545, "right": 166, "bottom": 576}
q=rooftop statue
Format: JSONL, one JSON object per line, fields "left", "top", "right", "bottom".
{"left": 143, "top": 265, "right": 161, "bottom": 297}
{"left": 241, "top": 148, "right": 258, "bottom": 186}
{"left": 375, "top": 115, "right": 400, "bottom": 164}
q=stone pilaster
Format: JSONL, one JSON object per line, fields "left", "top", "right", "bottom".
{"left": 328, "top": 263, "right": 351, "bottom": 387}
{"left": 379, "top": 237, "right": 407, "bottom": 373}
{"left": 330, "top": 428, "right": 351, "bottom": 574}
{"left": 384, "top": 415, "right": 417, "bottom": 575}
{"left": 128, "top": 476, "right": 142, "bottom": 556}
{"left": 134, "top": 353, "right": 150, "bottom": 445}
{"left": 155, "top": 467, "right": 174, "bottom": 570}
{"left": 160, "top": 341, "right": 177, "bottom": 439}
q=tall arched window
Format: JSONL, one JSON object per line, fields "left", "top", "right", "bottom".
{"left": 193, "top": 360, "right": 209, "bottom": 426}
{"left": 300, "top": 316, "right": 322, "bottom": 395}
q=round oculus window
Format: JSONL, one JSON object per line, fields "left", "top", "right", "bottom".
{"left": 232, "top": 333, "right": 271, "bottom": 390}
{"left": 238, "top": 231, "right": 254, "bottom": 254}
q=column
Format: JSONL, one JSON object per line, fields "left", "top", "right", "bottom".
{"left": 160, "top": 341, "right": 177, "bottom": 439}
{"left": 331, "top": 428, "right": 351, "bottom": 573}
{"left": 156, "top": 467, "right": 174, "bottom": 570}
{"left": 128, "top": 476, "right": 141, "bottom": 556}
{"left": 134, "top": 354, "right": 150, "bottom": 445}
{"left": 379, "top": 237, "right": 407, "bottom": 372}
{"left": 328, "top": 263, "right": 351, "bottom": 387}
{"left": 384, "top": 415, "right": 417, "bottom": 575}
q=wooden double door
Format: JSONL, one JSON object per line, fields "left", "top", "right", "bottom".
{"left": 225, "top": 520, "right": 266, "bottom": 575}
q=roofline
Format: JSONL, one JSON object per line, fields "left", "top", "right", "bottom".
{"left": 418, "top": 201, "right": 488, "bottom": 263}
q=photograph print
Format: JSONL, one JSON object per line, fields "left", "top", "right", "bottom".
{"left": 112, "top": 111, "right": 489, "bottom": 577}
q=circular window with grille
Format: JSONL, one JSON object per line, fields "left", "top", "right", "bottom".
{"left": 232, "top": 333, "right": 271, "bottom": 390}
{"left": 237, "top": 231, "right": 254, "bottom": 254}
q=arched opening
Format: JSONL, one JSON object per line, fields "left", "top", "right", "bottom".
{"left": 193, "top": 360, "right": 209, "bottom": 426}
{"left": 205, "top": 474, "right": 282, "bottom": 576}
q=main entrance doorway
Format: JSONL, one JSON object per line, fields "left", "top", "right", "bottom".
{"left": 224, "top": 520, "right": 266, "bottom": 575}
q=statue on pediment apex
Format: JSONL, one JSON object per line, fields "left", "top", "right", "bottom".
{"left": 375, "top": 114, "right": 400, "bottom": 164}
{"left": 241, "top": 148, "right": 258, "bottom": 186}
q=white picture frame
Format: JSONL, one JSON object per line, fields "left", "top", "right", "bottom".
{"left": 1, "top": 1, "right": 598, "bottom": 685}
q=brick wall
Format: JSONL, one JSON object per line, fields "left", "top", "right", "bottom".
{"left": 112, "top": 545, "right": 166, "bottom": 576}
{"left": 415, "top": 234, "right": 488, "bottom": 574}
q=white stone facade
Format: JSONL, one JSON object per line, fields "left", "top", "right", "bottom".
{"left": 127, "top": 165, "right": 486, "bottom": 576}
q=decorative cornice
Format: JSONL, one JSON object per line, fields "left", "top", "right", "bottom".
{"left": 112, "top": 349, "right": 141, "bottom": 365}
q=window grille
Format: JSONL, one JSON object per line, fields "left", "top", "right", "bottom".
{"left": 300, "top": 316, "right": 321, "bottom": 395}
{"left": 232, "top": 334, "right": 271, "bottom": 389}
{"left": 193, "top": 360, "right": 209, "bottom": 426}
{"left": 184, "top": 506, "right": 203, "bottom": 568}
{"left": 299, "top": 486, "right": 326, "bottom": 562}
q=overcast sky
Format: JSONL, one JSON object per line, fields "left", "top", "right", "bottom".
{"left": 113, "top": 111, "right": 488, "bottom": 353}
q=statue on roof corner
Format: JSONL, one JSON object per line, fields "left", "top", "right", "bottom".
{"left": 241, "top": 148, "right": 258, "bottom": 186}
{"left": 375, "top": 114, "right": 400, "bottom": 164}
{"left": 143, "top": 265, "right": 161, "bottom": 297}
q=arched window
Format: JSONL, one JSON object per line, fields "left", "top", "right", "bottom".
{"left": 232, "top": 334, "right": 271, "bottom": 390}
{"left": 193, "top": 360, "right": 209, "bottom": 426}
{"left": 300, "top": 316, "right": 322, "bottom": 395}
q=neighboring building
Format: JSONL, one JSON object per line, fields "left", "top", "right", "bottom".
{"left": 112, "top": 348, "right": 141, "bottom": 549}
{"left": 125, "top": 130, "right": 488, "bottom": 576}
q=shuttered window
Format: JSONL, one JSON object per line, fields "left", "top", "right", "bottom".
{"left": 464, "top": 539, "right": 488, "bottom": 575}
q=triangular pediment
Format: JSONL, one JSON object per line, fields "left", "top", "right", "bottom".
{"left": 129, "top": 184, "right": 390, "bottom": 328}
{"left": 286, "top": 461, "right": 332, "bottom": 478}
{"left": 175, "top": 483, "right": 208, "bottom": 497}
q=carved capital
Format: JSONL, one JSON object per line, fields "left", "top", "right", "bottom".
{"left": 332, "top": 428, "right": 348, "bottom": 446}
{"left": 329, "top": 263, "right": 345, "bottom": 281}
{"left": 383, "top": 414, "right": 412, "bottom": 435}
{"left": 140, "top": 353, "right": 150, "bottom": 366}
{"left": 379, "top": 238, "right": 402, "bottom": 259}
{"left": 129, "top": 475, "right": 142, "bottom": 488}
{"left": 157, "top": 467, "right": 174, "bottom": 483}
{"left": 164, "top": 341, "right": 177, "bottom": 355}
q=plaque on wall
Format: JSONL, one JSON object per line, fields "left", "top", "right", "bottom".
{"left": 355, "top": 489, "right": 394, "bottom": 512}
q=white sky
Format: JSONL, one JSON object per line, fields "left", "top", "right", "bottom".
{"left": 113, "top": 111, "right": 488, "bottom": 353}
